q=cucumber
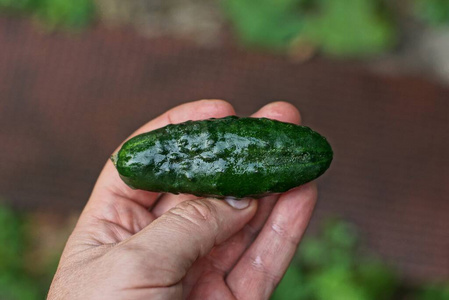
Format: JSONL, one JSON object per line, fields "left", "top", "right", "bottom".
{"left": 112, "top": 116, "right": 333, "bottom": 198}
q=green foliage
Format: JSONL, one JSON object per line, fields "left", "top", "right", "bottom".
{"left": 0, "top": 0, "right": 35, "bottom": 12}
{"left": 357, "top": 260, "right": 398, "bottom": 299}
{"left": 0, "top": 203, "right": 59, "bottom": 300}
{"left": 416, "top": 283, "right": 449, "bottom": 300}
{"left": 414, "top": 0, "right": 449, "bottom": 25}
{"left": 301, "top": 0, "right": 395, "bottom": 57}
{"left": 271, "top": 266, "right": 312, "bottom": 300}
{"left": 0, "top": 205, "right": 27, "bottom": 274}
{"left": 299, "top": 220, "right": 358, "bottom": 270}
{"left": 222, "top": 0, "right": 306, "bottom": 51}
{"left": 35, "top": 0, "right": 95, "bottom": 30}
{"left": 222, "top": 0, "right": 396, "bottom": 57}
{"left": 0, "top": 204, "right": 40, "bottom": 300}
{"left": 0, "top": 0, "right": 95, "bottom": 30}
{"left": 272, "top": 218, "right": 402, "bottom": 300}
{"left": 0, "top": 274, "right": 40, "bottom": 300}
{"left": 308, "top": 265, "right": 371, "bottom": 300}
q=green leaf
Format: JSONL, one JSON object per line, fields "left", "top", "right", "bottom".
{"left": 35, "top": 0, "right": 95, "bottom": 30}
{"left": 0, "top": 204, "right": 26, "bottom": 273}
{"left": 322, "top": 218, "right": 358, "bottom": 250}
{"left": 0, "top": 0, "right": 38, "bottom": 12}
{"left": 271, "top": 266, "right": 311, "bottom": 300}
{"left": 0, "top": 0, "right": 95, "bottom": 30}
{"left": 357, "top": 260, "right": 397, "bottom": 299}
{"left": 415, "top": 283, "right": 449, "bottom": 300}
{"left": 301, "top": 0, "right": 395, "bottom": 57}
{"left": 309, "top": 266, "right": 371, "bottom": 300}
{"left": 0, "top": 273, "right": 41, "bottom": 300}
{"left": 0, "top": 203, "right": 44, "bottom": 299}
{"left": 222, "top": 0, "right": 305, "bottom": 50}
{"left": 298, "top": 236, "right": 328, "bottom": 268}
{"left": 414, "top": 0, "right": 449, "bottom": 25}
{"left": 222, "top": 0, "right": 396, "bottom": 57}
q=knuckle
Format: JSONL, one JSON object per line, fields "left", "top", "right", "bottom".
{"left": 181, "top": 200, "right": 214, "bottom": 221}
{"left": 171, "top": 200, "right": 218, "bottom": 229}
{"left": 270, "top": 221, "right": 297, "bottom": 246}
{"left": 248, "top": 254, "right": 283, "bottom": 284}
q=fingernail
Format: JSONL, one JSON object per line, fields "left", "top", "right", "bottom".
{"left": 225, "top": 197, "right": 251, "bottom": 210}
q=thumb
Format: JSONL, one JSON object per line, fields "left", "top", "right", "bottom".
{"left": 120, "top": 197, "right": 257, "bottom": 285}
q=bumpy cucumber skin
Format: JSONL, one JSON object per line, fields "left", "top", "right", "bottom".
{"left": 114, "top": 116, "right": 333, "bottom": 198}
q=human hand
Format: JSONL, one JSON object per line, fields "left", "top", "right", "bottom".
{"left": 48, "top": 100, "right": 317, "bottom": 300}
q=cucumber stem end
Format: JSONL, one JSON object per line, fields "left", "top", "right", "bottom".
{"left": 110, "top": 152, "right": 118, "bottom": 167}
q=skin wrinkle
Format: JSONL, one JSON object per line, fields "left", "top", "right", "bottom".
{"left": 106, "top": 246, "right": 180, "bottom": 287}
{"left": 187, "top": 275, "right": 238, "bottom": 300}
{"left": 102, "top": 171, "right": 153, "bottom": 207}
{"left": 92, "top": 189, "right": 155, "bottom": 235}
{"left": 103, "top": 180, "right": 158, "bottom": 213}
{"left": 240, "top": 256, "right": 283, "bottom": 289}
{"left": 243, "top": 222, "right": 259, "bottom": 239}
{"left": 252, "top": 255, "right": 264, "bottom": 270}
{"left": 62, "top": 231, "right": 116, "bottom": 261}
{"left": 164, "top": 206, "right": 216, "bottom": 261}
{"left": 168, "top": 205, "right": 212, "bottom": 238}
{"left": 182, "top": 200, "right": 215, "bottom": 222}
{"left": 247, "top": 254, "right": 283, "bottom": 284}
{"left": 153, "top": 193, "right": 200, "bottom": 217}
{"left": 89, "top": 217, "right": 133, "bottom": 244}
{"left": 204, "top": 254, "right": 230, "bottom": 276}
{"left": 269, "top": 220, "right": 297, "bottom": 246}
{"left": 51, "top": 254, "right": 102, "bottom": 299}
{"left": 104, "top": 197, "right": 127, "bottom": 231}
{"left": 121, "top": 268, "right": 182, "bottom": 290}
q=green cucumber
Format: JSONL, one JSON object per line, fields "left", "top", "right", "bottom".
{"left": 112, "top": 116, "right": 333, "bottom": 198}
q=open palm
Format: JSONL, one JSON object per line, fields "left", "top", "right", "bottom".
{"left": 48, "top": 100, "right": 317, "bottom": 300}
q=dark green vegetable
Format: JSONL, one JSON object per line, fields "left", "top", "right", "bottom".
{"left": 112, "top": 116, "right": 333, "bottom": 198}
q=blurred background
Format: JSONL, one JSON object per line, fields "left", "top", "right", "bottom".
{"left": 0, "top": 0, "right": 448, "bottom": 299}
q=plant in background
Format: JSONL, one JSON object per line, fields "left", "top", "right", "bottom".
{"left": 0, "top": 0, "right": 36, "bottom": 12}
{"left": 416, "top": 283, "right": 449, "bottom": 300}
{"left": 0, "top": 202, "right": 69, "bottom": 300}
{"left": 270, "top": 218, "right": 449, "bottom": 300}
{"left": 271, "top": 218, "right": 398, "bottom": 300}
{"left": 221, "top": 0, "right": 306, "bottom": 52}
{"left": 300, "top": 0, "right": 395, "bottom": 57}
{"left": 271, "top": 218, "right": 449, "bottom": 300}
{"left": 0, "top": 0, "right": 95, "bottom": 30}
{"left": 413, "top": 0, "right": 449, "bottom": 25}
{"left": 0, "top": 204, "right": 41, "bottom": 300}
{"left": 222, "top": 0, "right": 396, "bottom": 58}
{"left": 35, "top": 0, "right": 95, "bottom": 30}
